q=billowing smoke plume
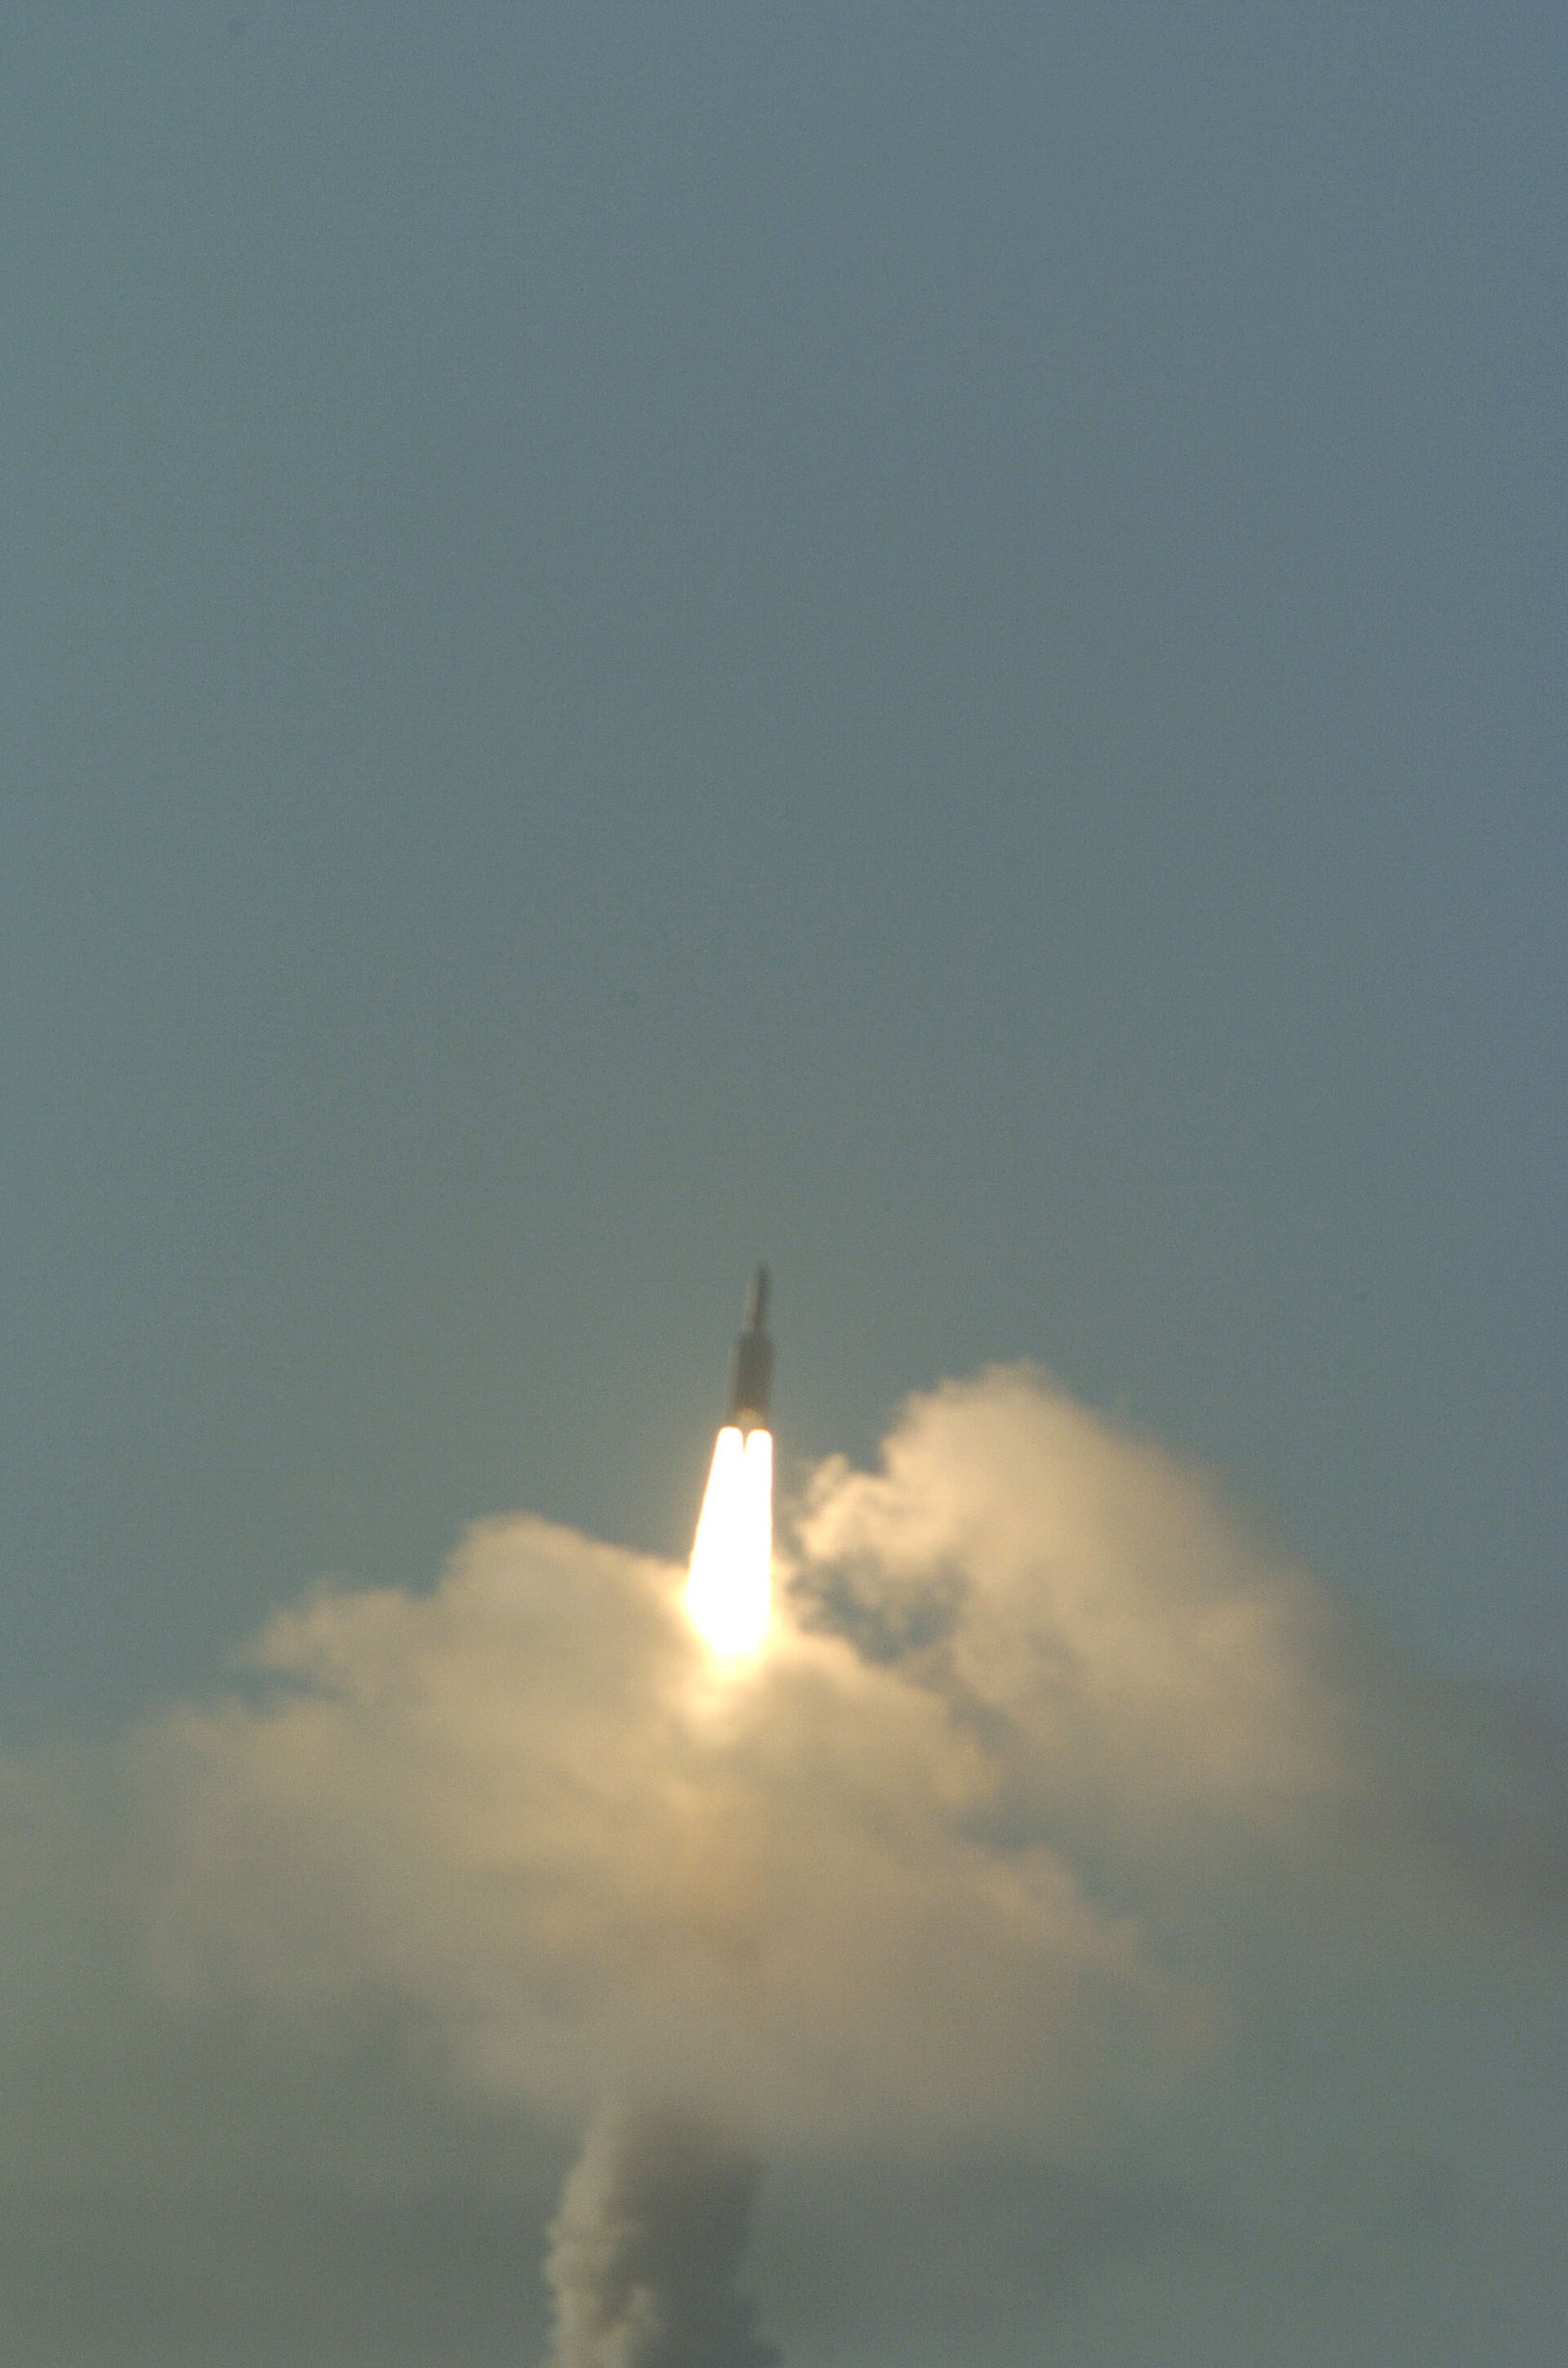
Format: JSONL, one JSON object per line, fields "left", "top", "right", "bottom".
{"left": 545, "top": 2103, "right": 777, "bottom": 2368}
{"left": 125, "top": 1368, "right": 1563, "bottom": 2163}
{"left": 0, "top": 1367, "right": 1562, "bottom": 2359}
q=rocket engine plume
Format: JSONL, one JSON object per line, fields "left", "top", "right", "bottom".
{"left": 685, "top": 1270, "right": 775, "bottom": 1658}
{"left": 686, "top": 1426, "right": 773, "bottom": 1657}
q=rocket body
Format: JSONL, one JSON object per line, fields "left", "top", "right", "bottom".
{"left": 726, "top": 1264, "right": 774, "bottom": 1432}
{"left": 686, "top": 1265, "right": 775, "bottom": 1657}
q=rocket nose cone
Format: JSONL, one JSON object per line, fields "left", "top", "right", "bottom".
{"left": 744, "top": 1264, "right": 770, "bottom": 1333}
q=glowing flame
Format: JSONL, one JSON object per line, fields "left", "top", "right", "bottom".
{"left": 685, "top": 1425, "right": 773, "bottom": 1658}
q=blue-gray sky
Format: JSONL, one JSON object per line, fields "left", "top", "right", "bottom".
{"left": 2, "top": 7, "right": 1565, "bottom": 2361}
{"left": 5, "top": 3, "right": 1565, "bottom": 1719}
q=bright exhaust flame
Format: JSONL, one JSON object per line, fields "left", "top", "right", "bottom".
{"left": 685, "top": 1425, "right": 773, "bottom": 1658}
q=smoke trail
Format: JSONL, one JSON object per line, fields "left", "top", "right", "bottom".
{"left": 545, "top": 2103, "right": 778, "bottom": 2368}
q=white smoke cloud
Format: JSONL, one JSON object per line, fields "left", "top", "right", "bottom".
{"left": 124, "top": 1371, "right": 1561, "bottom": 2147}
{"left": 0, "top": 1367, "right": 1562, "bottom": 2361}
{"left": 125, "top": 1434, "right": 1202, "bottom": 2148}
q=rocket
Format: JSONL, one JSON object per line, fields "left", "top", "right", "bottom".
{"left": 688, "top": 1267, "right": 776, "bottom": 1657}
{"left": 726, "top": 1264, "right": 774, "bottom": 1433}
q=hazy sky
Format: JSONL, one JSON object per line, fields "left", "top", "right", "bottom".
{"left": 2, "top": 5, "right": 1565, "bottom": 2361}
